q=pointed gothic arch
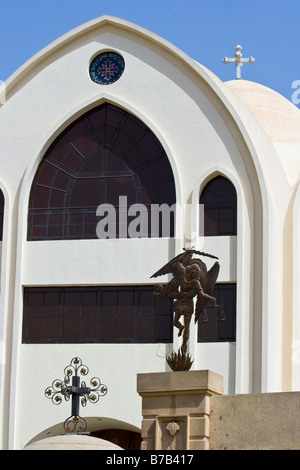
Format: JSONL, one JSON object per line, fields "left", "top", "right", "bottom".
{"left": 200, "top": 175, "right": 237, "bottom": 236}
{"left": 192, "top": 172, "right": 239, "bottom": 344}
{"left": 27, "top": 102, "right": 176, "bottom": 240}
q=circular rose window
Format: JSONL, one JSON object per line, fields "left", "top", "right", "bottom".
{"left": 89, "top": 51, "right": 125, "bottom": 85}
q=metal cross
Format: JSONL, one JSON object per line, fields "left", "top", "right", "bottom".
{"left": 222, "top": 45, "right": 255, "bottom": 79}
{"left": 45, "top": 357, "right": 108, "bottom": 433}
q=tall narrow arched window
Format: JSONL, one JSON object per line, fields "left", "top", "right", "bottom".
{"left": 200, "top": 175, "right": 237, "bottom": 236}
{"left": 27, "top": 103, "right": 176, "bottom": 240}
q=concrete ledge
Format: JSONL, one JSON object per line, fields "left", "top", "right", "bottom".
{"left": 137, "top": 370, "right": 224, "bottom": 396}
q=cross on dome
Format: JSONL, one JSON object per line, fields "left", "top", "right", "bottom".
{"left": 222, "top": 45, "right": 255, "bottom": 79}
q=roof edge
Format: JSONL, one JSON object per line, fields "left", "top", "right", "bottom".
{"left": 4, "top": 15, "right": 213, "bottom": 94}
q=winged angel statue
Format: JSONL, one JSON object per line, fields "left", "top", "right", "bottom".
{"left": 151, "top": 248, "right": 221, "bottom": 370}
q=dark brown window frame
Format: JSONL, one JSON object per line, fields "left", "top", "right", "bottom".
{"left": 198, "top": 283, "right": 236, "bottom": 342}
{"left": 22, "top": 285, "right": 174, "bottom": 344}
{"left": 22, "top": 283, "right": 236, "bottom": 345}
{"left": 27, "top": 103, "right": 176, "bottom": 240}
{"left": 200, "top": 175, "right": 237, "bottom": 236}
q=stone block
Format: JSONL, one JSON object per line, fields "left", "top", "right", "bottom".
{"left": 137, "top": 369, "right": 223, "bottom": 450}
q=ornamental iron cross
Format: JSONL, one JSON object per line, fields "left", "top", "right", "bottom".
{"left": 222, "top": 45, "right": 255, "bottom": 79}
{"left": 45, "top": 357, "right": 108, "bottom": 433}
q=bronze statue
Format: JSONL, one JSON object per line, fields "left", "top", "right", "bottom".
{"left": 151, "top": 248, "right": 220, "bottom": 370}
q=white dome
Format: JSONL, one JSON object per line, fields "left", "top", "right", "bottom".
{"left": 23, "top": 434, "right": 124, "bottom": 450}
{"left": 225, "top": 79, "right": 300, "bottom": 142}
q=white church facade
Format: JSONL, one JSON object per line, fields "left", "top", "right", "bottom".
{"left": 0, "top": 16, "right": 299, "bottom": 450}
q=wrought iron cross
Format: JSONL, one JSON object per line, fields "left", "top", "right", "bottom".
{"left": 222, "top": 45, "right": 255, "bottom": 79}
{"left": 45, "top": 357, "right": 107, "bottom": 433}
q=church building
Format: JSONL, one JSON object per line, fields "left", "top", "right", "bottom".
{"left": 0, "top": 16, "right": 299, "bottom": 450}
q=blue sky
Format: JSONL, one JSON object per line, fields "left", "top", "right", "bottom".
{"left": 0, "top": 0, "right": 299, "bottom": 103}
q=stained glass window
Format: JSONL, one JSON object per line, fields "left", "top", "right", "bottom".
{"left": 89, "top": 51, "right": 125, "bottom": 85}
{"left": 28, "top": 103, "right": 176, "bottom": 240}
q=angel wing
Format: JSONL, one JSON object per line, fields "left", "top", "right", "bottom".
{"left": 194, "top": 261, "right": 220, "bottom": 323}
{"left": 150, "top": 250, "right": 193, "bottom": 279}
{"left": 150, "top": 250, "right": 192, "bottom": 298}
{"left": 151, "top": 249, "right": 219, "bottom": 300}
{"left": 151, "top": 249, "right": 218, "bottom": 279}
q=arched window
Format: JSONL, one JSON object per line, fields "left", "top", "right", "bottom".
{"left": 200, "top": 176, "right": 237, "bottom": 236}
{"left": 28, "top": 103, "right": 176, "bottom": 240}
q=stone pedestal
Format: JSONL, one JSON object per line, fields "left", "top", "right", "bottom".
{"left": 137, "top": 370, "right": 223, "bottom": 450}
